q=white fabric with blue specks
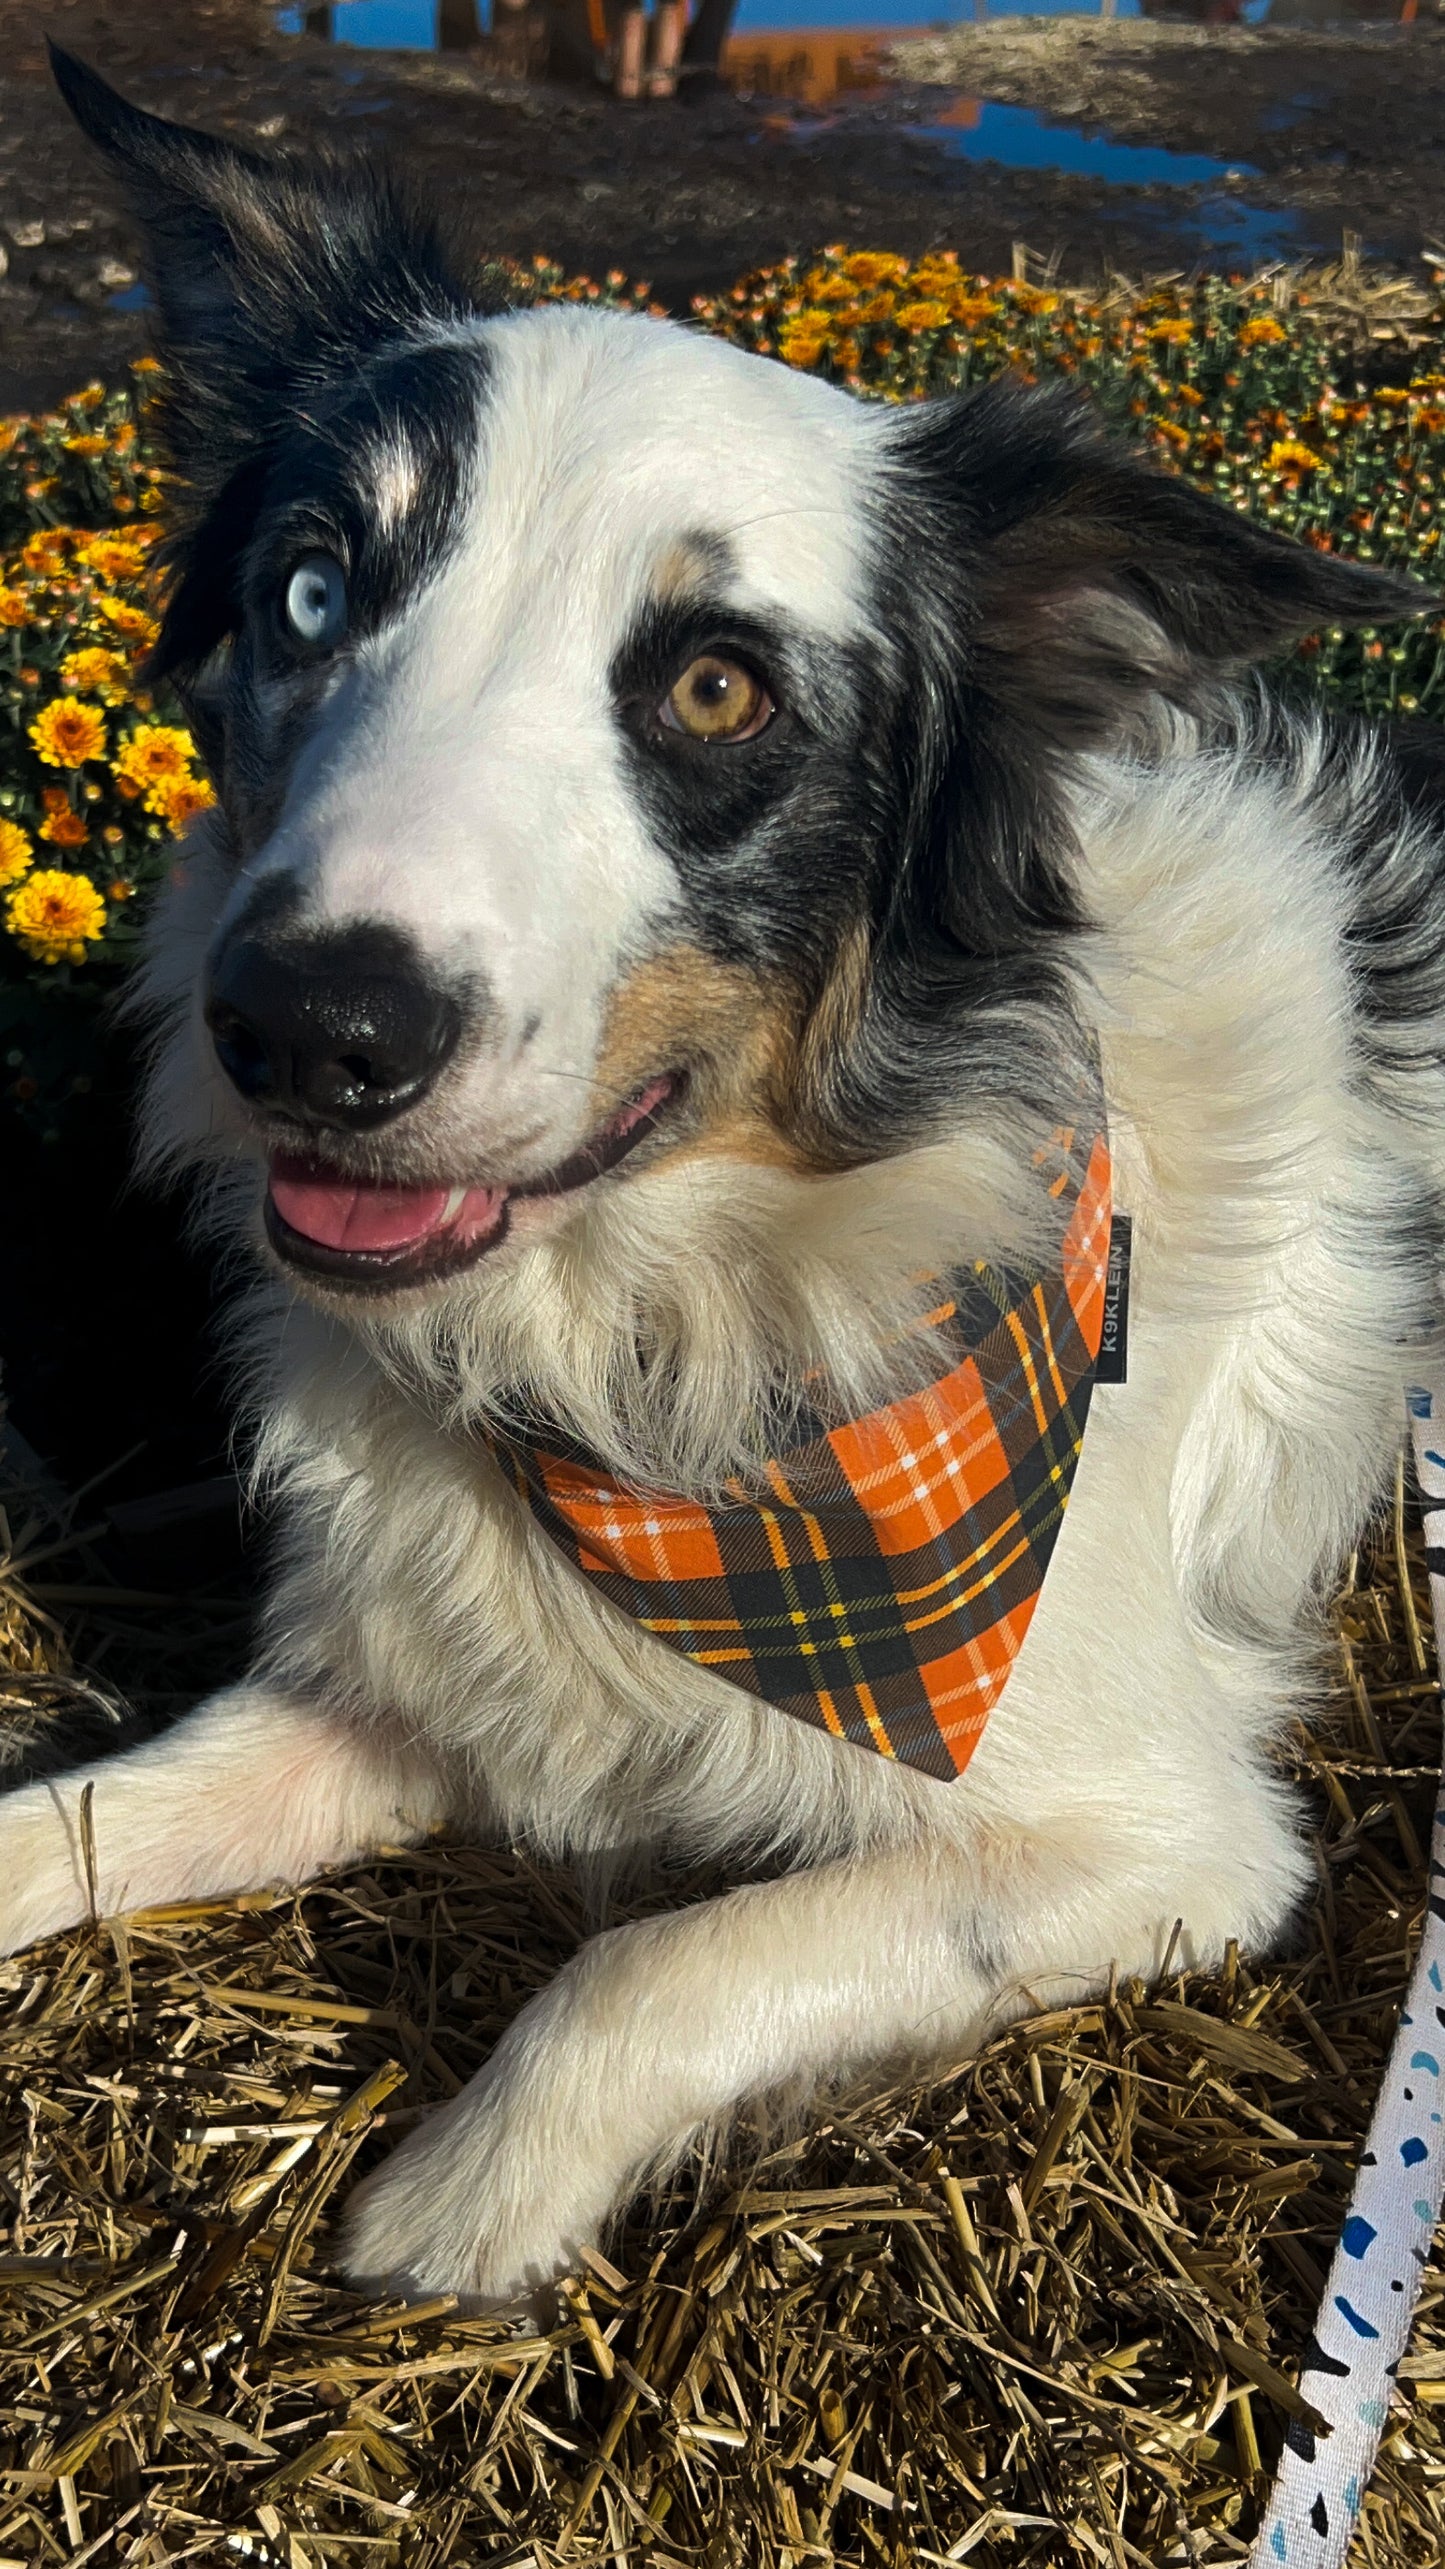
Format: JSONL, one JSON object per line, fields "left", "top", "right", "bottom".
{"left": 1250, "top": 1389, "right": 1445, "bottom": 2566}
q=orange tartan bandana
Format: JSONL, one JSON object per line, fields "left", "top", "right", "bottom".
{"left": 484, "top": 1127, "right": 1112, "bottom": 1783}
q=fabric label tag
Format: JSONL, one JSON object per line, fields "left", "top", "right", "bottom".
{"left": 1094, "top": 1212, "right": 1132, "bottom": 1385}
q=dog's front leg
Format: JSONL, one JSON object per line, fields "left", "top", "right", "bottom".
{"left": 339, "top": 1847, "right": 992, "bottom": 2305}
{"left": 0, "top": 1688, "right": 451, "bottom": 1958}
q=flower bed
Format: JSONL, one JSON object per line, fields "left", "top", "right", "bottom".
{"left": 2, "top": 255, "right": 1442, "bottom": 1136}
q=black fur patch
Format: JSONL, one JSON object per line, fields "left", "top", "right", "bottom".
{"left": 611, "top": 592, "right": 878, "bottom": 973}
{"left": 53, "top": 47, "right": 495, "bottom": 837}
{"left": 170, "top": 340, "right": 488, "bottom": 842}
{"left": 50, "top": 45, "right": 484, "bottom": 504}
{"left": 606, "top": 375, "right": 1434, "bottom": 1170}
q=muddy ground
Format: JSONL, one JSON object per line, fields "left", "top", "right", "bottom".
{"left": 0, "top": 0, "right": 1442, "bottom": 415}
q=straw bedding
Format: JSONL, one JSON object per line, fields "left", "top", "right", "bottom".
{"left": 0, "top": 1441, "right": 1442, "bottom": 2569}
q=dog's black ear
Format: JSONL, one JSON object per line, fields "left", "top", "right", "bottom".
{"left": 49, "top": 45, "right": 469, "bottom": 490}
{"left": 902, "top": 374, "right": 1432, "bottom": 753}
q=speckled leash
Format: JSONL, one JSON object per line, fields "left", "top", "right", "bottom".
{"left": 1249, "top": 1389, "right": 1445, "bottom": 2568}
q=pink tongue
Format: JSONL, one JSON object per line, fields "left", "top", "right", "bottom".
{"left": 271, "top": 1160, "right": 463, "bottom": 1253}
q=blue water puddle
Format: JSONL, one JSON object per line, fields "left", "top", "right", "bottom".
{"left": 275, "top": 1, "right": 455, "bottom": 39}
{"left": 275, "top": 0, "right": 1418, "bottom": 36}
{"left": 268, "top": 0, "right": 1321, "bottom": 268}
{"left": 913, "top": 98, "right": 1251, "bottom": 188}
{"left": 904, "top": 98, "right": 1306, "bottom": 259}
{"left": 270, "top": 0, "right": 554, "bottom": 36}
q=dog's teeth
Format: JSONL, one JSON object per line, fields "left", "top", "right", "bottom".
{"left": 442, "top": 1186, "right": 468, "bottom": 1223}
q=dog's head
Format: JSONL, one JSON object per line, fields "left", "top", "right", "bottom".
{"left": 57, "top": 52, "right": 1426, "bottom": 1371}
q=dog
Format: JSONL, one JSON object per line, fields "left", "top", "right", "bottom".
{"left": 6, "top": 45, "right": 1444, "bottom": 2306}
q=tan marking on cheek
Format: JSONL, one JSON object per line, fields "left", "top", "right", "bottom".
{"left": 591, "top": 924, "right": 877, "bottom": 1176}
{"left": 591, "top": 946, "right": 810, "bottom": 1170}
{"left": 795, "top": 918, "right": 872, "bottom": 1103}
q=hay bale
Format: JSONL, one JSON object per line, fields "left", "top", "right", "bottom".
{"left": 0, "top": 1450, "right": 1441, "bottom": 2566}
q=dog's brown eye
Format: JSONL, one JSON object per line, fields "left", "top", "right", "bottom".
{"left": 660, "top": 655, "right": 772, "bottom": 743}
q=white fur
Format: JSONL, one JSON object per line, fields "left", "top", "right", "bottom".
{"left": 5, "top": 310, "right": 1442, "bottom": 2306}
{"left": 198, "top": 310, "right": 876, "bottom": 1191}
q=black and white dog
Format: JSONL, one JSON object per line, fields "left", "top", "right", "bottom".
{"left": 7, "top": 48, "right": 1445, "bottom": 2304}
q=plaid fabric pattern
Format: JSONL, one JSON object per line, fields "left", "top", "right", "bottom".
{"left": 484, "top": 1126, "right": 1112, "bottom": 1783}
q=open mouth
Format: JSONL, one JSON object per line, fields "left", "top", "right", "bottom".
{"left": 264, "top": 1073, "right": 680, "bottom": 1290}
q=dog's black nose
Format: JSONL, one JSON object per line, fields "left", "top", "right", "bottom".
{"left": 206, "top": 925, "right": 462, "bottom": 1131}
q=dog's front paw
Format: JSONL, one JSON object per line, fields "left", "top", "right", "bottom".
{"left": 335, "top": 2086, "right": 617, "bottom": 2310}
{"left": 0, "top": 1785, "right": 94, "bottom": 1958}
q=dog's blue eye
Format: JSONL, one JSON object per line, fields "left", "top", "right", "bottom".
{"left": 283, "top": 554, "right": 348, "bottom": 651}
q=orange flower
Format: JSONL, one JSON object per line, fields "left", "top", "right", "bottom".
{"left": 95, "top": 594, "right": 160, "bottom": 646}
{"left": 38, "top": 805, "right": 89, "bottom": 850}
{"left": 0, "top": 586, "right": 27, "bottom": 629}
{"left": 29, "top": 696, "right": 108, "bottom": 768}
{"left": 1239, "top": 316, "right": 1288, "bottom": 347}
{"left": 21, "top": 529, "right": 72, "bottom": 578}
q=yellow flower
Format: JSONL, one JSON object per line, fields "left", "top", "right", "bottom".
{"left": 6, "top": 866, "right": 107, "bottom": 965}
{"left": 841, "top": 253, "right": 907, "bottom": 288}
{"left": 0, "top": 820, "right": 33, "bottom": 887}
{"left": 147, "top": 771, "right": 217, "bottom": 832}
{"left": 62, "top": 434, "right": 109, "bottom": 458}
{"left": 21, "top": 529, "right": 72, "bottom": 577}
{"left": 0, "top": 585, "right": 27, "bottom": 629}
{"left": 1150, "top": 318, "right": 1193, "bottom": 346}
{"left": 1265, "top": 438, "right": 1320, "bottom": 475}
{"left": 799, "top": 271, "right": 860, "bottom": 309}
{"left": 1239, "top": 316, "right": 1288, "bottom": 347}
{"left": 95, "top": 594, "right": 160, "bottom": 646}
{"left": 948, "top": 292, "right": 1001, "bottom": 331}
{"left": 779, "top": 313, "right": 832, "bottom": 368}
{"left": 79, "top": 534, "right": 150, "bottom": 582}
{"left": 38, "top": 805, "right": 89, "bottom": 851}
{"left": 907, "top": 257, "right": 962, "bottom": 293}
{"left": 29, "top": 696, "right": 108, "bottom": 768}
{"left": 58, "top": 646, "right": 132, "bottom": 705}
{"left": 114, "top": 723, "right": 196, "bottom": 798}
{"left": 895, "top": 300, "right": 951, "bottom": 333}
